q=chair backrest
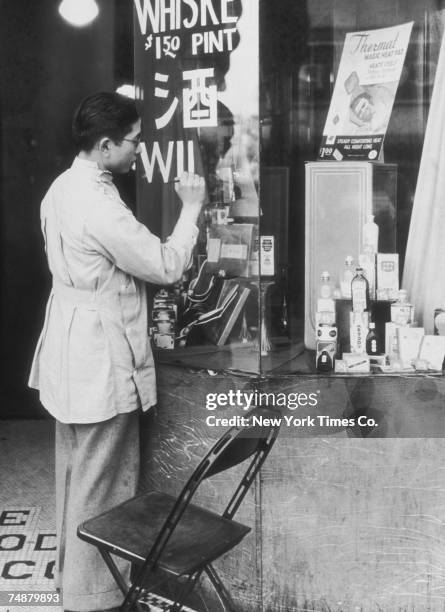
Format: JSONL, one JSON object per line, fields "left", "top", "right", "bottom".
{"left": 200, "top": 406, "right": 281, "bottom": 517}
{"left": 142, "top": 406, "right": 281, "bottom": 569}
{"left": 123, "top": 406, "right": 281, "bottom": 611}
{"left": 205, "top": 412, "right": 278, "bottom": 479}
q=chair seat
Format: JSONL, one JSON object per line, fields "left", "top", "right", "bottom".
{"left": 78, "top": 491, "right": 251, "bottom": 576}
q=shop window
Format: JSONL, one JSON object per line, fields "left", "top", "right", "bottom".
{"left": 259, "top": 0, "right": 445, "bottom": 375}
{"left": 134, "top": 0, "right": 262, "bottom": 374}
{"left": 134, "top": 0, "right": 445, "bottom": 377}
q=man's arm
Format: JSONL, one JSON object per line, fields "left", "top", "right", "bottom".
{"left": 85, "top": 172, "right": 205, "bottom": 285}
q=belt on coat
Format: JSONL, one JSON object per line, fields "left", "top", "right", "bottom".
{"left": 52, "top": 281, "right": 138, "bottom": 310}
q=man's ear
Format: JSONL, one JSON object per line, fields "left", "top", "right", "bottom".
{"left": 98, "top": 137, "right": 112, "bottom": 154}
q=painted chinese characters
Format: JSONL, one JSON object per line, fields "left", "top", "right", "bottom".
{"left": 154, "top": 72, "right": 179, "bottom": 129}
{"left": 153, "top": 69, "right": 217, "bottom": 130}
{"left": 183, "top": 68, "right": 217, "bottom": 128}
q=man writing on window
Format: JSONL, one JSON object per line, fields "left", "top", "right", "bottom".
{"left": 29, "top": 92, "right": 205, "bottom": 612}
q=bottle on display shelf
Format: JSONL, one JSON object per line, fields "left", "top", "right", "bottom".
{"left": 316, "top": 349, "right": 333, "bottom": 372}
{"left": 319, "top": 271, "right": 333, "bottom": 299}
{"left": 390, "top": 289, "right": 414, "bottom": 326}
{"left": 363, "top": 214, "right": 379, "bottom": 253}
{"left": 366, "top": 322, "right": 379, "bottom": 355}
{"left": 315, "top": 324, "right": 337, "bottom": 372}
{"left": 351, "top": 267, "right": 369, "bottom": 313}
{"left": 359, "top": 245, "right": 376, "bottom": 300}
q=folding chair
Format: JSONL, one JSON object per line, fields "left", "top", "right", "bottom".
{"left": 77, "top": 406, "right": 281, "bottom": 612}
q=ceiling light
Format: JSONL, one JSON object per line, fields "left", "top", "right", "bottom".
{"left": 58, "top": 0, "right": 99, "bottom": 27}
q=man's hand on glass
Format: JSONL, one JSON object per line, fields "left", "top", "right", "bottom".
{"left": 175, "top": 171, "right": 206, "bottom": 213}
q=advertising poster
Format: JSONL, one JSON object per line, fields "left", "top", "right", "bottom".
{"left": 319, "top": 22, "right": 413, "bottom": 161}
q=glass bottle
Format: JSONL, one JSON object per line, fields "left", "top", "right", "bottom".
{"left": 316, "top": 349, "right": 333, "bottom": 372}
{"left": 363, "top": 214, "right": 379, "bottom": 253}
{"left": 351, "top": 267, "right": 369, "bottom": 313}
{"left": 366, "top": 322, "right": 378, "bottom": 355}
{"left": 319, "top": 271, "right": 332, "bottom": 299}
{"left": 359, "top": 245, "right": 376, "bottom": 300}
{"left": 390, "top": 289, "right": 414, "bottom": 326}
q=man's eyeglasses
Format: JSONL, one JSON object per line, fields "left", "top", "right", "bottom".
{"left": 122, "top": 136, "right": 141, "bottom": 147}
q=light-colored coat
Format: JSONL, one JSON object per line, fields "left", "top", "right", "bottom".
{"left": 29, "top": 157, "right": 198, "bottom": 423}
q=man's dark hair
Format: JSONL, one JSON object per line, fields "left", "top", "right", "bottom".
{"left": 72, "top": 92, "right": 139, "bottom": 151}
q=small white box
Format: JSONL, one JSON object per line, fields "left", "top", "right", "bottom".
{"left": 334, "top": 359, "right": 347, "bottom": 373}
{"left": 260, "top": 236, "right": 275, "bottom": 276}
{"left": 418, "top": 335, "right": 445, "bottom": 371}
{"left": 397, "top": 327, "right": 425, "bottom": 367}
{"left": 342, "top": 353, "right": 370, "bottom": 373}
{"left": 376, "top": 253, "right": 399, "bottom": 300}
{"left": 385, "top": 322, "right": 401, "bottom": 359}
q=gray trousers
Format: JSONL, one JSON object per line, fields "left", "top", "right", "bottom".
{"left": 55, "top": 412, "right": 140, "bottom": 612}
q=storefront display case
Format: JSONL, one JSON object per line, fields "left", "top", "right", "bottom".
{"left": 133, "top": 0, "right": 445, "bottom": 378}
{"left": 259, "top": 0, "right": 445, "bottom": 377}
{"left": 304, "top": 160, "right": 397, "bottom": 349}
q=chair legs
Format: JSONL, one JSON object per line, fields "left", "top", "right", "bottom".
{"left": 97, "top": 552, "right": 238, "bottom": 612}
{"left": 169, "top": 570, "right": 201, "bottom": 612}
{"left": 204, "top": 564, "right": 238, "bottom": 612}
{"left": 168, "top": 564, "right": 238, "bottom": 612}
{"left": 99, "top": 550, "right": 128, "bottom": 596}
{"left": 96, "top": 551, "right": 146, "bottom": 612}
{"left": 121, "top": 585, "right": 147, "bottom": 612}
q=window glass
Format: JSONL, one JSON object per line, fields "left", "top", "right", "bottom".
{"left": 134, "top": 0, "right": 262, "bottom": 374}
{"left": 259, "top": 0, "right": 445, "bottom": 374}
